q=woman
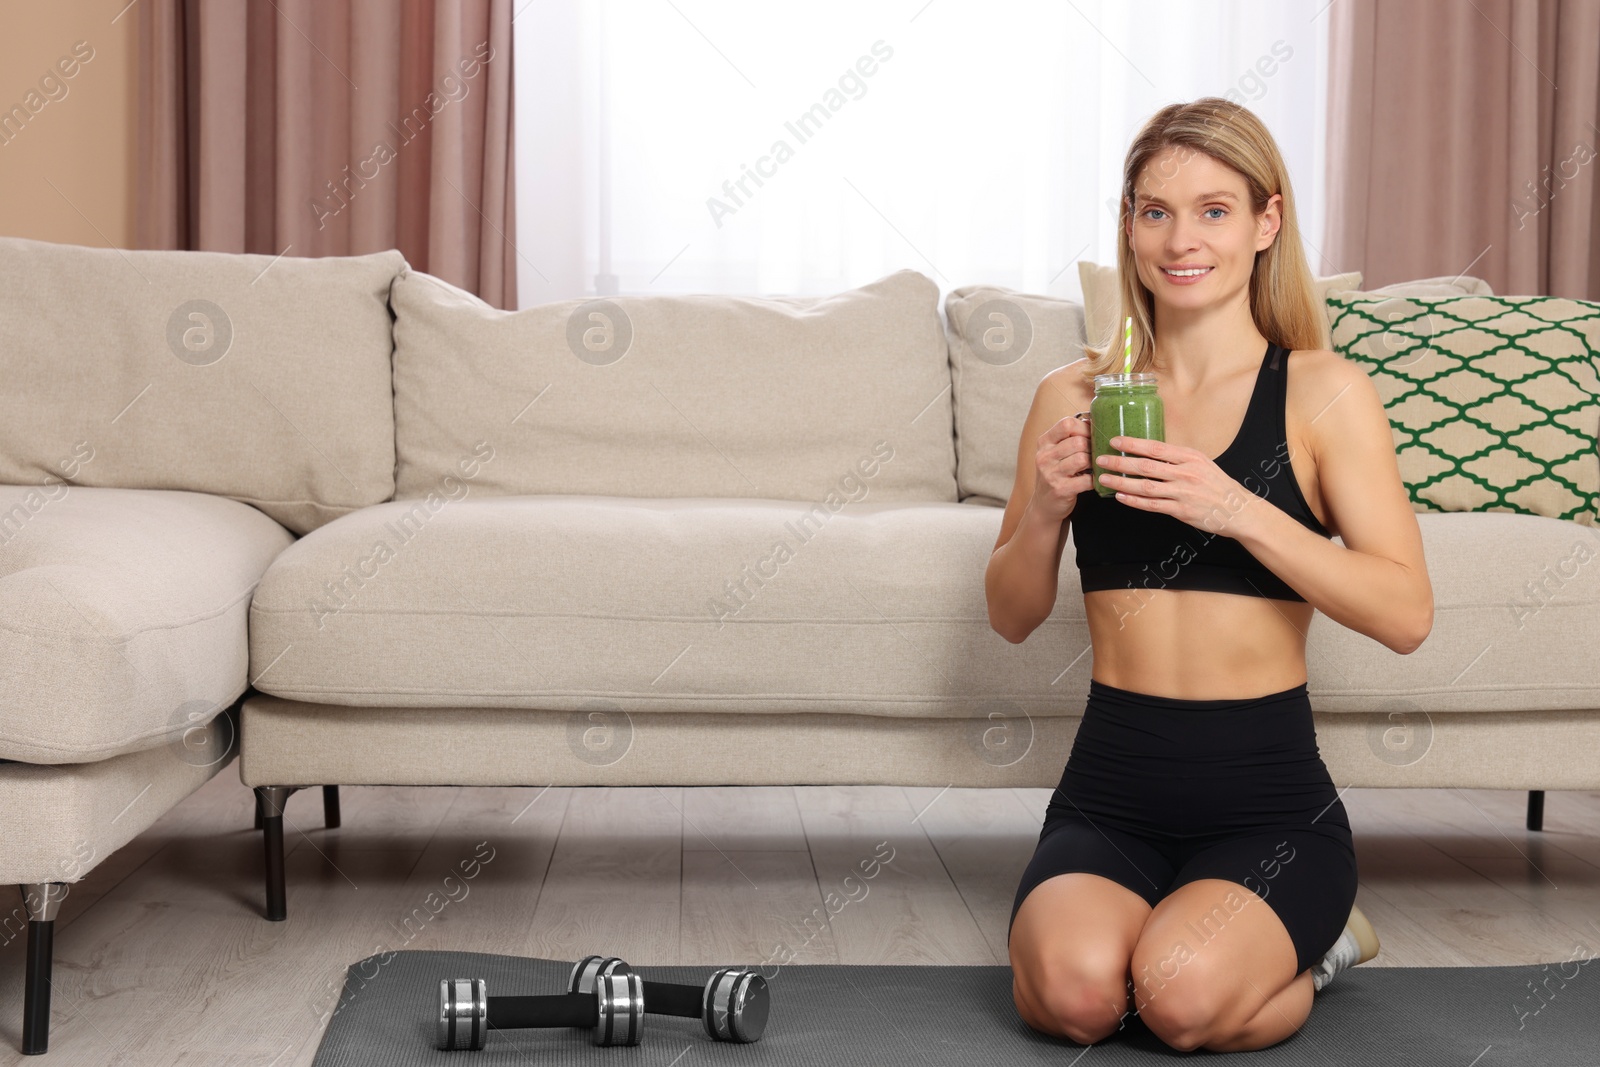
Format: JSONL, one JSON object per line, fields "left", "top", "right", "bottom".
{"left": 986, "top": 97, "right": 1432, "bottom": 1052}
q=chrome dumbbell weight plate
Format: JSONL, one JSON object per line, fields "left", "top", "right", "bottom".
{"left": 702, "top": 968, "right": 770, "bottom": 1043}
{"left": 568, "top": 954, "right": 630, "bottom": 995}
{"left": 593, "top": 971, "right": 644, "bottom": 1046}
{"left": 438, "top": 977, "right": 488, "bottom": 1052}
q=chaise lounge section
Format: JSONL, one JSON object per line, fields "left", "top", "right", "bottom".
{"left": 0, "top": 237, "right": 403, "bottom": 1053}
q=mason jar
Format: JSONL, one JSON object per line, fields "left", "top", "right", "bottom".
{"left": 1089, "top": 372, "right": 1165, "bottom": 498}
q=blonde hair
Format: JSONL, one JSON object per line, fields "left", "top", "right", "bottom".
{"left": 1079, "top": 96, "right": 1324, "bottom": 382}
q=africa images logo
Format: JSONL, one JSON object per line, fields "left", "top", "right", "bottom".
{"left": 705, "top": 41, "right": 894, "bottom": 228}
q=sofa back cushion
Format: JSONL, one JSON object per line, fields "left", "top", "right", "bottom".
{"left": 0, "top": 237, "right": 404, "bottom": 534}
{"left": 1328, "top": 291, "right": 1599, "bottom": 525}
{"left": 390, "top": 269, "right": 957, "bottom": 503}
{"left": 944, "top": 286, "right": 1088, "bottom": 506}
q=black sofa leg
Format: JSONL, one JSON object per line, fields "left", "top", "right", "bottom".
{"left": 256, "top": 786, "right": 295, "bottom": 921}
{"left": 323, "top": 785, "right": 341, "bottom": 829}
{"left": 20, "top": 883, "right": 66, "bottom": 1056}
{"left": 1526, "top": 790, "right": 1545, "bottom": 832}
{"left": 254, "top": 789, "right": 265, "bottom": 831}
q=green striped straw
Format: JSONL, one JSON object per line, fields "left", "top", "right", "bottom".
{"left": 1122, "top": 315, "right": 1133, "bottom": 374}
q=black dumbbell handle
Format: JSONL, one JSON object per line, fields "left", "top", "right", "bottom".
{"left": 490, "top": 981, "right": 700, "bottom": 1024}
{"left": 640, "top": 980, "right": 703, "bottom": 1019}
{"left": 488, "top": 993, "right": 595, "bottom": 1030}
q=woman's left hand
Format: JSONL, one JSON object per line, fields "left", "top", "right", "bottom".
{"left": 1097, "top": 436, "right": 1253, "bottom": 535}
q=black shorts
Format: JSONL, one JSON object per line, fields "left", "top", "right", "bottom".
{"left": 1010, "top": 677, "right": 1358, "bottom": 977}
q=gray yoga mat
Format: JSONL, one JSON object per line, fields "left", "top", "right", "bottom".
{"left": 311, "top": 949, "right": 1600, "bottom": 1065}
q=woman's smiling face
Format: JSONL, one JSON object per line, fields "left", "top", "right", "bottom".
{"left": 1125, "top": 146, "right": 1280, "bottom": 310}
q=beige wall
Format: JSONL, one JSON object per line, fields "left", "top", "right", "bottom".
{"left": 0, "top": 0, "right": 137, "bottom": 248}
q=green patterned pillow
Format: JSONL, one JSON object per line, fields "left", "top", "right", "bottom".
{"left": 1327, "top": 293, "right": 1600, "bottom": 526}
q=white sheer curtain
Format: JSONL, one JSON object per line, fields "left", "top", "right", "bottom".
{"left": 513, "top": 0, "right": 1334, "bottom": 307}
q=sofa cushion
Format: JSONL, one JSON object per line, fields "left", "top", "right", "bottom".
{"left": 0, "top": 237, "right": 404, "bottom": 535}
{"left": 1311, "top": 513, "right": 1600, "bottom": 713}
{"left": 1328, "top": 292, "right": 1600, "bottom": 525}
{"left": 0, "top": 715, "right": 235, "bottom": 885}
{"left": 246, "top": 502, "right": 1600, "bottom": 718}
{"left": 943, "top": 286, "right": 1087, "bottom": 506}
{"left": 0, "top": 486, "right": 294, "bottom": 763}
{"left": 390, "top": 268, "right": 957, "bottom": 504}
{"left": 247, "top": 495, "right": 1062, "bottom": 713}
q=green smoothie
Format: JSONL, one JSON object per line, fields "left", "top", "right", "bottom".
{"left": 1090, "top": 373, "right": 1165, "bottom": 498}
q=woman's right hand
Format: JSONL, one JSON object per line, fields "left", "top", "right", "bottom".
{"left": 1030, "top": 414, "right": 1095, "bottom": 522}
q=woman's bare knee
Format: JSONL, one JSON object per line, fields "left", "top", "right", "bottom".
{"left": 1131, "top": 984, "right": 1213, "bottom": 1052}
{"left": 1013, "top": 935, "right": 1133, "bottom": 1042}
{"left": 1009, "top": 873, "right": 1151, "bottom": 1044}
{"left": 1015, "top": 967, "right": 1130, "bottom": 1044}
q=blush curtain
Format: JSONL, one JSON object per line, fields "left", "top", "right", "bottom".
{"left": 137, "top": 0, "right": 517, "bottom": 308}
{"left": 1325, "top": 0, "right": 1600, "bottom": 298}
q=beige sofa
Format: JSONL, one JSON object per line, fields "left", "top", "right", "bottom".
{"left": 3, "top": 237, "right": 1597, "bottom": 1053}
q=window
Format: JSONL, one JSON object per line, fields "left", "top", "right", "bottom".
{"left": 513, "top": 0, "right": 1333, "bottom": 306}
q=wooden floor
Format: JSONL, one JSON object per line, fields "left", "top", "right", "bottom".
{"left": 2, "top": 775, "right": 1598, "bottom": 1065}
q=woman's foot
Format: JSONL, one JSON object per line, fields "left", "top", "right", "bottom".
{"left": 1310, "top": 902, "right": 1380, "bottom": 991}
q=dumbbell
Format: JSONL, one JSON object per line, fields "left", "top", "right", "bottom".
{"left": 439, "top": 955, "right": 632, "bottom": 1051}
{"left": 565, "top": 954, "right": 631, "bottom": 1036}
{"left": 567, "top": 955, "right": 768, "bottom": 1043}
{"left": 436, "top": 958, "right": 770, "bottom": 1050}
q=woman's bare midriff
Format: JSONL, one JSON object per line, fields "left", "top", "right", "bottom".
{"left": 1082, "top": 587, "right": 1313, "bottom": 699}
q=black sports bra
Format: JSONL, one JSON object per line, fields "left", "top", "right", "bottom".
{"left": 1071, "top": 341, "right": 1332, "bottom": 602}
